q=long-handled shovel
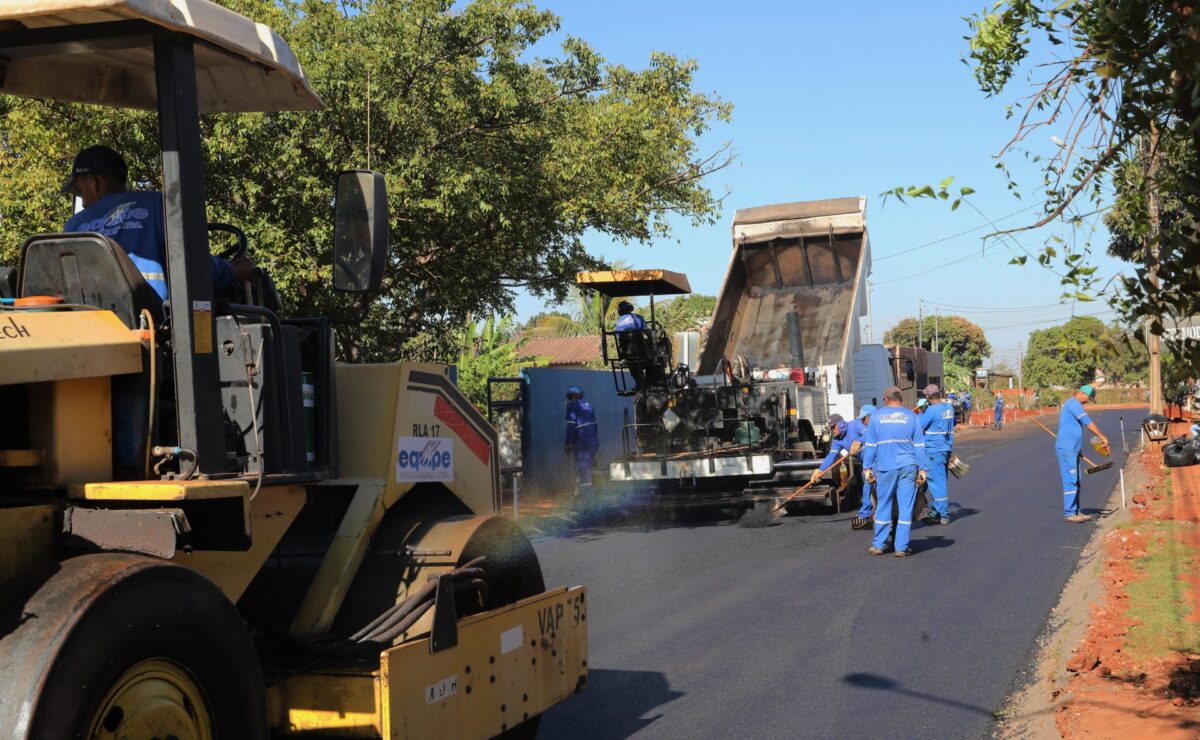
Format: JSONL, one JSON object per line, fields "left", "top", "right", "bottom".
{"left": 739, "top": 455, "right": 848, "bottom": 528}
{"left": 1030, "top": 418, "right": 1114, "bottom": 474}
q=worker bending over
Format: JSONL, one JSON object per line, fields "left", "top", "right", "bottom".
{"left": 918, "top": 384, "right": 955, "bottom": 525}
{"left": 810, "top": 413, "right": 863, "bottom": 516}
{"left": 1056, "top": 385, "right": 1108, "bottom": 523}
{"left": 862, "top": 386, "right": 928, "bottom": 557}
{"left": 564, "top": 386, "right": 599, "bottom": 495}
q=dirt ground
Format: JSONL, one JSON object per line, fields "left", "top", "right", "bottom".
{"left": 1000, "top": 421, "right": 1200, "bottom": 738}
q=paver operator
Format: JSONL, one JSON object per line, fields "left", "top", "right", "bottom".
{"left": 613, "top": 300, "right": 646, "bottom": 332}
{"left": 1056, "top": 384, "right": 1108, "bottom": 523}
{"left": 61, "top": 145, "right": 254, "bottom": 300}
{"left": 918, "top": 384, "right": 955, "bottom": 525}
{"left": 564, "top": 386, "right": 599, "bottom": 495}
{"left": 862, "top": 386, "right": 928, "bottom": 557}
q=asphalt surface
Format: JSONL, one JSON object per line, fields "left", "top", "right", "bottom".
{"left": 535, "top": 408, "right": 1142, "bottom": 739}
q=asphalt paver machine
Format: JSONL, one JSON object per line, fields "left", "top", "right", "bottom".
{"left": 0, "top": 2, "right": 585, "bottom": 737}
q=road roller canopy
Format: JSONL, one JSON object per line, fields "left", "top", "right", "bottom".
{"left": 0, "top": 0, "right": 323, "bottom": 112}
{"left": 576, "top": 269, "right": 692, "bottom": 297}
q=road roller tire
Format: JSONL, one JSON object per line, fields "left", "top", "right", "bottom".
{"left": 0, "top": 553, "right": 266, "bottom": 740}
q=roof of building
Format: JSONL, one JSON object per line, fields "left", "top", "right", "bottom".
{"left": 519, "top": 335, "right": 602, "bottom": 366}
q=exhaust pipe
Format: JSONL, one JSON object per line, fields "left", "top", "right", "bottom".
{"left": 787, "top": 311, "right": 805, "bottom": 368}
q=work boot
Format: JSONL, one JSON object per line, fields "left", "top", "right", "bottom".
{"left": 893, "top": 549, "right": 912, "bottom": 558}
{"left": 939, "top": 516, "right": 950, "bottom": 525}
{"left": 1065, "top": 513, "right": 1092, "bottom": 523}
{"left": 868, "top": 546, "right": 888, "bottom": 555}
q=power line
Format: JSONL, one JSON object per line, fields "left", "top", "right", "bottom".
{"left": 871, "top": 251, "right": 982, "bottom": 286}
{"left": 873, "top": 202, "right": 1042, "bottom": 262}
{"left": 923, "top": 300, "right": 1064, "bottom": 312}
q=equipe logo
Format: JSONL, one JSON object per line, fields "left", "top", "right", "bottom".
{"left": 396, "top": 436, "right": 454, "bottom": 482}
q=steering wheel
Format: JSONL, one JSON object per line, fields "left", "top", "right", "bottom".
{"left": 208, "top": 222, "right": 248, "bottom": 262}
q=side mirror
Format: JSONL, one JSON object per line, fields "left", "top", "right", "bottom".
{"left": 333, "top": 170, "right": 388, "bottom": 293}
{"left": 905, "top": 360, "right": 915, "bottom": 382}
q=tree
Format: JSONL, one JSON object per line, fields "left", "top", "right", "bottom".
{"left": 454, "top": 315, "right": 539, "bottom": 412}
{"left": 0, "top": 0, "right": 732, "bottom": 361}
{"left": 1022, "top": 316, "right": 1107, "bottom": 389}
{"left": 962, "top": 2, "right": 1200, "bottom": 370}
{"left": 881, "top": 315, "right": 991, "bottom": 369}
{"left": 655, "top": 294, "right": 716, "bottom": 335}
{"left": 1098, "top": 325, "right": 1149, "bottom": 386}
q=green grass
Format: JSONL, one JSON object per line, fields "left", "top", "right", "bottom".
{"left": 1119, "top": 476, "right": 1200, "bottom": 658}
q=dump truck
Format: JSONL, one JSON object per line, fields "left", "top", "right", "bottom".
{"left": 584, "top": 197, "right": 871, "bottom": 507}
{"left": 853, "top": 343, "right": 945, "bottom": 410}
{"left": 0, "top": 2, "right": 585, "bottom": 738}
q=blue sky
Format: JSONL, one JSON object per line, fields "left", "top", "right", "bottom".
{"left": 515, "top": 0, "right": 1128, "bottom": 369}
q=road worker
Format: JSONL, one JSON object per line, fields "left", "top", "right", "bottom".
{"left": 810, "top": 413, "right": 864, "bottom": 514}
{"left": 1056, "top": 384, "right": 1109, "bottom": 523}
{"left": 993, "top": 393, "right": 1005, "bottom": 430}
{"left": 564, "top": 386, "right": 599, "bottom": 495}
{"left": 849, "top": 404, "right": 875, "bottom": 530}
{"left": 918, "top": 384, "right": 955, "bottom": 525}
{"left": 862, "top": 387, "right": 927, "bottom": 557}
{"left": 963, "top": 389, "right": 973, "bottom": 419}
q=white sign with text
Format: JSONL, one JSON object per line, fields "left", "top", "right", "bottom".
{"left": 396, "top": 436, "right": 454, "bottom": 482}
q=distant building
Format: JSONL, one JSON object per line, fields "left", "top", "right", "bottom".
{"left": 518, "top": 335, "right": 603, "bottom": 369}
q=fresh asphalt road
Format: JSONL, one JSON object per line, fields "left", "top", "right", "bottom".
{"left": 535, "top": 408, "right": 1142, "bottom": 739}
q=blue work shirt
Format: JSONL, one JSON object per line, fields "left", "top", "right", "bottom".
{"left": 65, "top": 191, "right": 233, "bottom": 300}
{"left": 820, "top": 420, "right": 865, "bottom": 469}
{"left": 995, "top": 395, "right": 1004, "bottom": 409}
{"left": 565, "top": 399, "right": 599, "bottom": 451}
{"left": 919, "top": 402, "right": 955, "bottom": 454}
{"left": 1055, "top": 397, "right": 1092, "bottom": 453}
{"left": 964, "top": 392, "right": 972, "bottom": 409}
{"left": 614, "top": 312, "right": 647, "bottom": 332}
{"left": 862, "top": 406, "right": 927, "bottom": 472}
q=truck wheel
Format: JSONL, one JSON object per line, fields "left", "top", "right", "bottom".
{"left": 0, "top": 553, "right": 266, "bottom": 740}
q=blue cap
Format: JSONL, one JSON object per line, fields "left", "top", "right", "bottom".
{"left": 917, "top": 398, "right": 929, "bottom": 409}
{"left": 858, "top": 404, "right": 876, "bottom": 420}
{"left": 566, "top": 385, "right": 584, "bottom": 399}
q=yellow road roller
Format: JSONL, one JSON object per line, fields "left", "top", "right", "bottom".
{"left": 0, "top": 1, "right": 586, "bottom": 737}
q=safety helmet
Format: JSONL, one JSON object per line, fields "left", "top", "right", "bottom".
{"left": 617, "top": 300, "right": 634, "bottom": 315}
{"left": 566, "top": 385, "right": 584, "bottom": 399}
{"left": 858, "top": 404, "right": 876, "bottom": 420}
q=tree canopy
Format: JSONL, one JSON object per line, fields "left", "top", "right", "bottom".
{"left": 963, "top": 1, "right": 1200, "bottom": 367}
{"left": 0, "top": 0, "right": 731, "bottom": 361}
{"left": 654, "top": 294, "right": 716, "bottom": 336}
{"left": 1020, "top": 316, "right": 1148, "bottom": 389}
{"left": 882, "top": 315, "right": 992, "bottom": 370}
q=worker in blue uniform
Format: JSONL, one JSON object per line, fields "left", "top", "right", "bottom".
{"left": 564, "top": 386, "right": 600, "bottom": 495}
{"left": 918, "top": 384, "right": 955, "bottom": 525}
{"left": 613, "top": 300, "right": 647, "bottom": 332}
{"left": 1057, "top": 384, "right": 1109, "bottom": 523}
{"left": 811, "top": 414, "right": 862, "bottom": 510}
{"left": 849, "top": 404, "right": 875, "bottom": 530}
{"left": 862, "top": 386, "right": 927, "bottom": 557}
{"left": 963, "top": 389, "right": 973, "bottom": 419}
{"left": 994, "top": 393, "right": 1005, "bottom": 430}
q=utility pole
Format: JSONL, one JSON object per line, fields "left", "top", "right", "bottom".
{"left": 1146, "top": 123, "right": 1164, "bottom": 415}
{"left": 918, "top": 299, "right": 923, "bottom": 348}
{"left": 865, "top": 279, "right": 875, "bottom": 343}
{"left": 1018, "top": 346, "right": 1024, "bottom": 395}
{"left": 934, "top": 308, "right": 940, "bottom": 353}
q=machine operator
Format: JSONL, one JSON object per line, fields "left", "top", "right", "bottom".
{"left": 61, "top": 145, "right": 254, "bottom": 300}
